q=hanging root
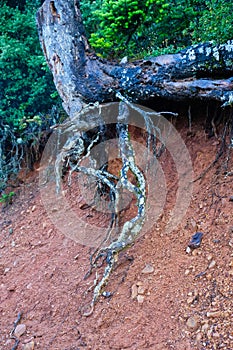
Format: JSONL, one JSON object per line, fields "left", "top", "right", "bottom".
{"left": 194, "top": 113, "right": 232, "bottom": 182}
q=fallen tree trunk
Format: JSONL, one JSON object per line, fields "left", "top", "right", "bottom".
{"left": 36, "top": 0, "right": 233, "bottom": 116}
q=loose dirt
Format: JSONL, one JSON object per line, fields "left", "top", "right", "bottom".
{"left": 1, "top": 117, "right": 232, "bottom": 350}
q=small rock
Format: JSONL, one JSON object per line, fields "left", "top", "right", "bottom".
{"left": 131, "top": 284, "right": 138, "bottom": 300}
{"left": 208, "top": 260, "right": 216, "bottom": 269}
{"left": 186, "top": 316, "right": 199, "bottom": 331}
{"left": 8, "top": 285, "right": 16, "bottom": 292}
{"left": 206, "top": 310, "right": 221, "bottom": 318}
{"left": 22, "top": 341, "right": 34, "bottom": 350}
{"left": 102, "top": 291, "right": 111, "bottom": 298}
{"left": 196, "top": 332, "right": 202, "bottom": 342}
{"left": 212, "top": 332, "right": 220, "bottom": 338}
{"left": 137, "top": 285, "right": 146, "bottom": 295}
{"left": 31, "top": 205, "right": 36, "bottom": 212}
{"left": 190, "top": 218, "right": 197, "bottom": 229}
{"left": 142, "top": 264, "right": 154, "bottom": 274}
{"left": 201, "top": 323, "right": 209, "bottom": 332}
{"left": 120, "top": 56, "right": 128, "bottom": 64}
{"left": 186, "top": 246, "right": 192, "bottom": 254}
{"left": 136, "top": 281, "right": 143, "bottom": 286}
{"left": 9, "top": 228, "right": 13, "bottom": 235}
{"left": 14, "top": 324, "right": 26, "bottom": 337}
{"left": 188, "top": 232, "right": 204, "bottom": 249}
{"left": 187, "top": 297, "right": 194, "bottom": 305}
{"left": 4, "top": 267, "right": 11, "bottom": 274}
{"left": 137, "top": 295, "right": 144, "bottom": 304}
{"left": 192, "top": 249, "right": 198, "bottom": 256}
{"left": 184, "top": 269, "right": 190, "bottom": 275}
{"left": 229, "top": 196, "right": 233, "bottom": 202}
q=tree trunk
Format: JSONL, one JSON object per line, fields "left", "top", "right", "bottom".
{"left": 36, "top": 0, "right": 233, "bottom": 118}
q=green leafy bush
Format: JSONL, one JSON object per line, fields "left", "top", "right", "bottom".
{"left": 0, "top": 191, "right": 15, "bottom": 205}
{"left": 0, "top": 0, "right": 61, "bottom": 193}
{"left": 81, "top": 0, "right": 233, "bottom": 58}
{"left": 81, "top": 0, "right": 169, "bottom": 57}
{"left": 190, "top": 0, "right": 233, "bottom": 43}
{"left": 0, "top": 1, "right": 57, "bottom": 130}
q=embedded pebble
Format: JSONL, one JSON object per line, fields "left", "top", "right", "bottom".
{"left": 188, "top": 232, "right": 203, "bottom": 249}
{"left": 131, "top": 284, "right": 138, "bottom": 300}
{"left": 212, "top": 332, "right": 220, "bottom": 338}
{"left": 186, "top": 316, "right": 199, "bottom": 331}
{"left": 4, "top": 267, "right": 11, "bottom": 274}
{"left": 137, "top": 285, "right": 146, "bottom": 295}
{"left": 137, "top": 295, "right": 144, "bottom": 304}
{"left": 141, "top": 264, "right": 154, "bottom": 274}
{"left": 208, "top": 260, "right": 216, "bottom": 269}
{"left": 201, "top": 323, "right": 209, "bottom": 332}
{"left": 22, "top": 341, "right": 34, "bottom": 350}
{"left": 196, "top": 332, "right": 202, "bottom": 342}
{"left": 136, "top": 281, "right": 143, "bottom": 286}
{"left": 14, "top": 324, "right": 26, "bottom": 337}
{"left": 192, "top": 249, "right": 199, "bottom": 256}
{"left": 190, "top": 218, "right": 197, "bottom": 229}
{"left": 187, "top": 297, "right": 194, "bottom": 305}
{"left": 206, "top": 310, "right": 221, "bottom": 318}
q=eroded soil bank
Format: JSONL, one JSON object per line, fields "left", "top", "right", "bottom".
{"left": 1, "top": 114, "right": 233, "bottom": 350}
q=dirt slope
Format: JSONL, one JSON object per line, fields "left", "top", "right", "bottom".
{"left": 1, "top": 118, "right": 233, "bottom": 350}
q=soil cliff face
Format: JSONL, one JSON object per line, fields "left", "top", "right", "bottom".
{"left": 1, "top": 115, "right": 233, "bottom": 350}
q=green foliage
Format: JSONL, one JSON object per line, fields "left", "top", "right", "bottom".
{"left": 0, "top": 1, "right": 58, "bottom": 131}
{"left": 0, "top": 0, "right": 61, "bottom": 192}
{"left": 0, "top": 191, "right": 15, "bottom": 205}
{"left": 81, "top": 0, "right": 233, "bottom": 58}
{"left": 81, "top": 0, "right": 169, "bottom": 57}
{"left": 190, "top": 0, "right": 233, "bottom": 43}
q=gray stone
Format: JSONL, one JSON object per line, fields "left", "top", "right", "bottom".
{"left": 14, "top": 324, "right": 26, "bottom": 337}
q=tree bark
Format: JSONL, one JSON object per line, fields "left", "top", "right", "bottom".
{"left": 36, "top": 0, "right": 233, "bottom": 118}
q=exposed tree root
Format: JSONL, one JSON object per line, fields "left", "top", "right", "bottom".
{"left": 54, "top": 97, "right": 166, "bottom": 315}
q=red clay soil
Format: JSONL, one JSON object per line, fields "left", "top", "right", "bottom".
{"left": 1, "top": 117, "right": 233, "bottom": 350}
